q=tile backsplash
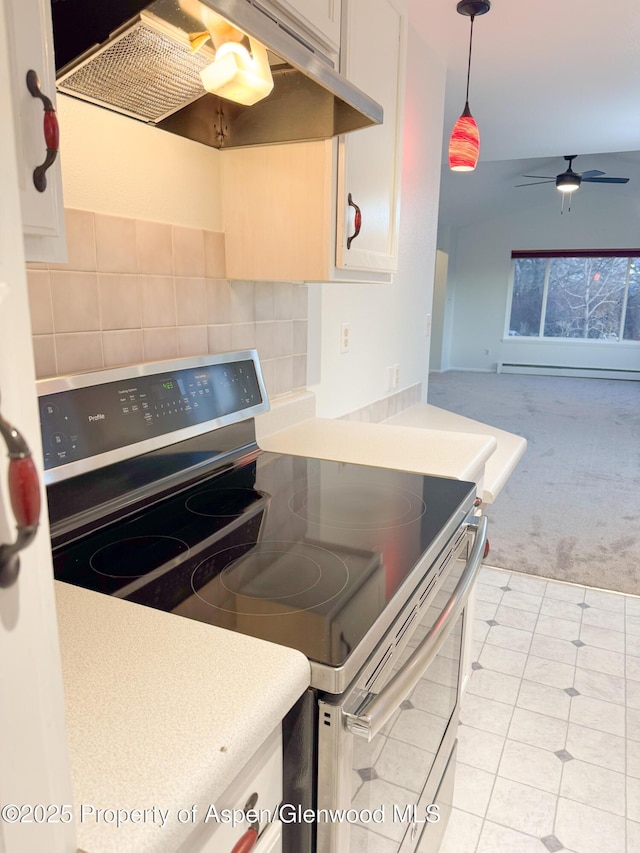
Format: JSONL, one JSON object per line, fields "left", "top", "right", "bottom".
{"left": 340, "top": 383, "right": 422, "bottom": 423}
{"left": 27, "top": 209, "right": 308, "bottom": 399}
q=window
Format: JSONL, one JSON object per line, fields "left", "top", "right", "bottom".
{"left": 508, "top": 251, "right": 640, "bottom": 342}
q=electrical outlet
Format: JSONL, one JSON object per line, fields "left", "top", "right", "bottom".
{"left": 386, "top": 365, "right": 395, "bottom": 392}
{"left": 341, "top": 323, "right": 351, "bottom": 354}
{"left": 393, "top": 364, "right": 400, "bottom": 389}
{"left": 425, "top": 314, "right": 432, "bottom": 337}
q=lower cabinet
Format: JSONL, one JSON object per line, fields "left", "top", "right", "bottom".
{"left": 221, "top": 0, "right": 406, "bottom": 283}
{"left": 181, "top": 725, "right": 283, "bottom": 853}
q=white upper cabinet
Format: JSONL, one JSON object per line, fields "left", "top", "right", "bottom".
{"left": 336, "top": 0, "right": 406, "bottom": 273}
{"left": 221, "top": 0, "right": 407, "bottom": 283}
{"left": 5, "top": 0, "right": 66, "bottom": 264}
{"left": 269, "top": 0, "right": 342, "bottom": 52}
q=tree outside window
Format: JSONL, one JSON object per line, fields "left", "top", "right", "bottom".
{"left": 509, "top": 252, "right": 640, "bottom": 342}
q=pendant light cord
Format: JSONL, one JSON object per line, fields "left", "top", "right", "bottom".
{"left": 465, "top": 15, "right": 475, "bottom": 104}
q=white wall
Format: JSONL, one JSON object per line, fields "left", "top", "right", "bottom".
{"left": 58, "top": 95, "right": 223, "bottom": 231}
{"left": 445, "top": 190, "right": 640, "bottom": 373}
{"left": 310, "top": 28, "right": 446, "bottom": 417}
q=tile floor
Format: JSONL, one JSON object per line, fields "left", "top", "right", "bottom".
{"left": 440, "top": 565, "right": 640, "bottom": 853}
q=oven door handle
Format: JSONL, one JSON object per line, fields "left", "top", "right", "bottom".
{"left": 344, "top": 515, "right": 487, "bottom": 742}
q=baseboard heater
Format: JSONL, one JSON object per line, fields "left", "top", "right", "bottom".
{"left": 497, "top": 363, "right": 640, "bottom": 381}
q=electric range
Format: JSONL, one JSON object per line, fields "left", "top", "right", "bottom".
{"left": 39, "top": 351, "right": 485, "bottom": 852}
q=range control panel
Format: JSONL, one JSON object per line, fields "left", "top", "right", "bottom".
{"left": 39, "top": 358, "right": 264, "bottom": 472}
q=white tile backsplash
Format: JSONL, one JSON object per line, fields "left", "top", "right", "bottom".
{"left": 28, "top": 209, "right": 308, "bottom": 400}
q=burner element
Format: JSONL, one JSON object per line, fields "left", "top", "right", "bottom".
{"left": 190, "top": 540, "right": 350, "bottom": 615}
{"left": 289, "top": 483, "right": 426, "bottom": 529}
{"left": 185, "top": 487, "right": 264, "bottom": 517}
{"left": 90, "top": 535, "right": 189, "bottom": 578}
{"left": 219, "top": 547, "right": 322, "bottom": 600}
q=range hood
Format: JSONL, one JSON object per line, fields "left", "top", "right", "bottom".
{"left": 51, "top": 0, "right": 383, "bottom": 149}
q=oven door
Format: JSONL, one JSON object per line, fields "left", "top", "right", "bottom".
{"left": 316, "top": 516, "right": 487, "bottom": 853}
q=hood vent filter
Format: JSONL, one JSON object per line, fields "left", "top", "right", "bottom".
{"left": 58, "top": 14, "right": 216, "bottom": 123}
{"left": 53, "top": 0, "right": 383, "bottom": 149}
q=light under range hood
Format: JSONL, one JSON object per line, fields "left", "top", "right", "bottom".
{"left": 51, "top": 0, "right": 383, "bottom": 149}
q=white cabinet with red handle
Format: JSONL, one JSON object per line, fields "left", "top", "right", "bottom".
{"left": 0, "top": 3, "right": 76, "bottom": 846}
{"left": 4, "top": 0, "right": 66, "bottom": 264}
{"left": 183, "top": 725, "right": 284, "bottom": 853}
{"left": 221, "top": 0, "right": 407, "bottom": 283}
{"left": 336, "top": 0, "right": 406, "bottom": 274}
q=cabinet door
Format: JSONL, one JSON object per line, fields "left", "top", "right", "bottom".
{"left": 0, "top": 4, "right": 76, "bottom": 851}
{"left": 5, "top": 0, "right": 66, "bottom": 264}
{"left": 221, "top": 140, "right": 333, "bottom": 282}
{"left": 269, "top": 0, "right": 342, "bottom": 51}
{"left": 336, "top": 0, "right": 406, "bottom": 273}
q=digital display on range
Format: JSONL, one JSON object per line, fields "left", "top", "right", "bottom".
{"left": 39, "top": 359, "right": 264, "bottom": 470}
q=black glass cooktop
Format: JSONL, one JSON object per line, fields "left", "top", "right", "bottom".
{"left": 53, "top": 451, "right": 475, "bottom": 668}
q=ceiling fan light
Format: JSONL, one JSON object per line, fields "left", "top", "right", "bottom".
{"left": 556, "top": 173, "right": 580, "bottom": 193}
{"left": 449, "top": 108, "right": 480, "bottom": 171}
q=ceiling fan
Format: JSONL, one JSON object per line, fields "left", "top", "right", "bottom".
{"left": 516, "top": 155, "right": 630, "bottom": 193}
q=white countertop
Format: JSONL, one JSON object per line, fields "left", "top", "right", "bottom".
{"left": 255, "top": 391, "right": 526, "bottom": 504}
{"left": 384, "top": 404, "right": 527, "bottom": 503}
{"left": 56, "top": 583, "right": 310, "bottom": 853}
{"left": 257, "top": 416, "right": 497, "bottom": 484}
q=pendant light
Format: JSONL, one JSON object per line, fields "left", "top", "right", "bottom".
{"left": 448, "top": 1, "right": 491, "bottom": 172}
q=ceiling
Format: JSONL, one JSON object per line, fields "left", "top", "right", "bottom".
{"left": 437, "top": 149, "right": 640, "bottom": 228}
{"left": 406, "top": 0, "right": 640, "bottom": 227}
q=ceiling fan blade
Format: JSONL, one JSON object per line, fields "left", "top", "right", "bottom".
{"left": 580, "top": 169, "right": 605, "bottom": 178}
{"left": 521, "top": 175, "right": 556, "bottom": 179}
{"left": 582, "top": 176, "right": 630, "bottom": 184}
{"left": 514, "top": 180, "right": 556, "bottom": 187}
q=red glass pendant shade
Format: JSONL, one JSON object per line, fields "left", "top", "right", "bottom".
{"left": 448, "top": 102, "right": 480, "bottom": 171}
{"left": 448, "top": 2, "right": 490, "bottom": 172}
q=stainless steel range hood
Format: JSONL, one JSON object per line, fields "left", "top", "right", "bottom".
{"left": 53, "top": 0, "right": 383, "bottom": 149}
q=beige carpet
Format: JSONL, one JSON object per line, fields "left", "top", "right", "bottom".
{"left": 427, "top": 371, "right": 640, "bottom": 596}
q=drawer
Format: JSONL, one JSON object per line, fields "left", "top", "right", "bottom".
{"left": 179, "top": 725, "right": 282, "bottom": 852}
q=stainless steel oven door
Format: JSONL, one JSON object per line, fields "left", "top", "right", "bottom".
{"left": 316, "top": 516, "right": 487, "bottom": 853}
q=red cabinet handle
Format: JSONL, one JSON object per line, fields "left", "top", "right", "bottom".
{"left": 231, "top": 827, "right": 258, "bottom": 853}
{"left": 26, "top": 70, "right": 59, "bottom": 193}
{"left": 8, "top": 456, "right": 41, "bottom": 528}
{"left": 230, "top": 792, "right": 259, "bottom": 853}
{"left": 0, "top": 405, "right": 41, "bottom": 588}
{"left": 346, "top": 192, "right": 362, "bottom": 249}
